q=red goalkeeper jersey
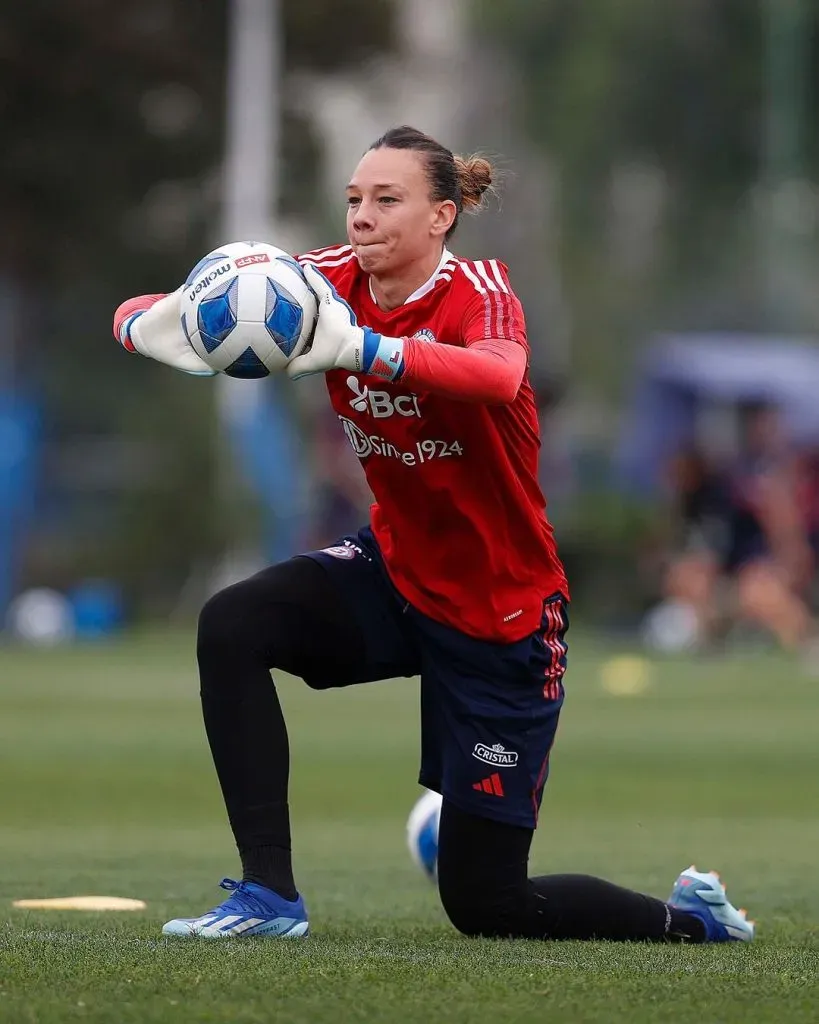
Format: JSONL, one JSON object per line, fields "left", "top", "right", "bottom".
{"left": 298, "top": 244, "right": 568, "bottom": 642}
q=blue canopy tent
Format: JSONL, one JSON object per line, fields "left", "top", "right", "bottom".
{"left": 615, "top": 333, "right": 819, "bottom": 494}
{"left": 0, "top": 394, "right": 40, "bottom": 623}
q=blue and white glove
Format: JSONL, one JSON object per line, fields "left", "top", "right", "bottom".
{"left": 114, "top": 288, "right": 217, "bottom": 377}
{"left": 287, "top": 264, "right": 405, "bottom": 381}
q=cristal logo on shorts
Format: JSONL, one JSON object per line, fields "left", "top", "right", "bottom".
{"left": 472, "top": 743, "right": 519, "bottom": 768}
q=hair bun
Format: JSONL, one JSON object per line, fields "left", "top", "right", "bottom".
{"left": 454, "top": 154, "right": 495, "bottom": 210}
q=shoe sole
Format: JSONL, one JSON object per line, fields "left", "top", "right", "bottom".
{"left": 162, "top": 920, "right": 309, "bottom": 939}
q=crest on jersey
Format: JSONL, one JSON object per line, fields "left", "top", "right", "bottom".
{"left": 412, "top": 328, "right": 437, "bottom": 344}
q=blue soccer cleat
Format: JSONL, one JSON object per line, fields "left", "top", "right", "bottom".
{"left": 668, "top": 865, "right": 755, "bottom": 942}
{"left": 162, "top": 878, "right": 309, "bottom": 939}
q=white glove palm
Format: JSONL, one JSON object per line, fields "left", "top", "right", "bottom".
{"left": 120, "top": 289, "right": 216, "bottom": 377}
{"left": 287, "top": 264, "right": 405, "bottom": 381}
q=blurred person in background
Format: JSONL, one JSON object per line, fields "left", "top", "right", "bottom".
{"left": 114, "top": 127, "right": 753, "bottom": 945}
{"left": 661, "top": 401, "right": 819, "bottom": 659}
{"left": 660, "top": 445, "right": 734, "bottom": 645}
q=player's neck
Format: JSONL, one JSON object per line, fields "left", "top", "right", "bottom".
{"left": 369, "top": 248, "right": 445, "bottom": 311}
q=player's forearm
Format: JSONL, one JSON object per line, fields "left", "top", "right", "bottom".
{"left": 398, "top": 337, "right": 527, "bottom": 404}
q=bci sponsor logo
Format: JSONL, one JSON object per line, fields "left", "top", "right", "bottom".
{"left": 188, "top": 264, "right": 231, "bottom": 301}
{"left": 347, "top": 376, "right": 421, "bottom": 419}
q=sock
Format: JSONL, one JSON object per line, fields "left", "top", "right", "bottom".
{"left": 437, "top": 800, "right": 708, "bottom": 942}
{"left": 666, "top": 905, "right": 707, "bottom": 943}
{"left": 240, "top": 840, "right": 298, "bottom": 902}
{"left": 528, "top": 873, "right": 709, "bottom": 942}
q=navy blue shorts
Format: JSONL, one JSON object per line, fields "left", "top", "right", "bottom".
{"left": 303, "top": 526, "right": 568, "bottom": 829}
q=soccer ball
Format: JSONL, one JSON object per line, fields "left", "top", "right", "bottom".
{"left": 641, "top": 599, "right": 702, "bottom": 653}
{"left": 180, "top": 241, "right": 317, "bottom": 378}
{"left": 406, "top": 788, "right": 442, "bottom": 882}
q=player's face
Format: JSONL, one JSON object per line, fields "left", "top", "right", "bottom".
{"left": 346, "top": 148, "right": 456, "bottom": 275}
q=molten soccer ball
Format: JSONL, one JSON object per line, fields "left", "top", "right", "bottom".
{"left": 406, "top": 788, "right": 442, "bottom": 882}
{"left": 180, "top": 241, "right": 317, "bottom": 378}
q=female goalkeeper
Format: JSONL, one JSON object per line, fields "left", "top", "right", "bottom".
{"left": 114, "top": 126, "right": 753, "bottom": 944}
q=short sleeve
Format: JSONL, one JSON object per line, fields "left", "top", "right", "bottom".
{"left": 457, "top": 260, "right": 528, "bottom": 349}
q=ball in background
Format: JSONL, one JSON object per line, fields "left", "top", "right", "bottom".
{"left": 406, "top": 788, "right": 443, "bottom": 882}
{"left": 641, "top": 598, "right": 702, "bottom": 654}
{"left": 6, "top": 588, "right": 75, "bottom": 646}
{"left": 180, "top": 241, "right": 317, "bottom": 379}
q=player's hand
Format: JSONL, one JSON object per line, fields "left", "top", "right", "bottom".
{"left": 286, "top": 264, "right": 405, "bottom": 381}
{"left": 113, "top": 289, "right": 217, "bottom": 377}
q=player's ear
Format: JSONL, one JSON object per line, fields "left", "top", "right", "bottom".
{"left": 431, "top": 200, "right": 457, "bottom": 239}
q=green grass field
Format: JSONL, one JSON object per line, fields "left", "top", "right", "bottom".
{"left": 0, "top": 633, "right": 816, "bottom": 1023}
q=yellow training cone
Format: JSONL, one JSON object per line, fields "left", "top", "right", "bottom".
{"left": 599, "top": 655, "right": 653, "bottom": 696}
{"left": 13, "top": 896, "right": 146, "bottom": 911}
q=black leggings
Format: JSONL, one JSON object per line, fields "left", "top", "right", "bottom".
{"left": 197, "top": 557, "right": 703, "bottom": 942}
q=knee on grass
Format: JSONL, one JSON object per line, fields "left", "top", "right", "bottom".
{"left": 438, "top": 869, "right": 526, "bottom": 939}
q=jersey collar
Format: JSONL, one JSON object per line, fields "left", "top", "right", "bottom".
{"left": 367, "top": 248, "right": 455, "bottom": 308}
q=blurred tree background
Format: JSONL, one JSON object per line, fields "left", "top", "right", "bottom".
{"left": 0, "top": 0, "right": 394, "bottom": 618}
{"left": 470, "top": 0, "right": 819, "bottom": 619}
{"left": 476, "top": 0, "right": 819, "bottom": 393}
{"left": 3, "top": 0, "right": 819, "bottom": 623}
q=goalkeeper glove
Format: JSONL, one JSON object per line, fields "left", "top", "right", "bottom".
{"left": 286, "top": 264, "right": 405, "bottom": 381}
{"left": 113, "top": 289, "right": 217, "bottom": 377}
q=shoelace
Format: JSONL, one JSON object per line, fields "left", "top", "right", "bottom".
{"left": 217, "top": 878, "right": 282, "bottom": 916}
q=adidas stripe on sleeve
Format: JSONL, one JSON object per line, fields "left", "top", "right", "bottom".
{"left": 458, "top": 259, "right": 526, "bottom": 348}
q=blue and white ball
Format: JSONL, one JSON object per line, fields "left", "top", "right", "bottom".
{"left": 406, "top": 788, "right": 443, "bottom": 882}
{"left": 180, "top": 241, "right": 317, "bottom": 378}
